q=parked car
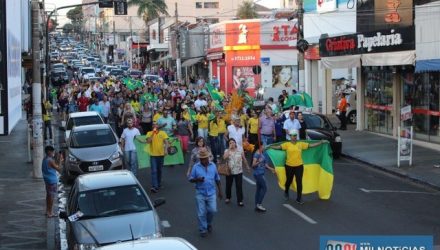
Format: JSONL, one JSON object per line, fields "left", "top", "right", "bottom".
{"left": 283, "top": 111, "right": 342, "bottom": 158}
{"left": 60, "top": 170, "right": 166, "bottom": 249}
{"left": 128, "top": 69, "right": 142, "bottom": 79}
{"left": 142, "top": 74, "right": 161, "bottom": 82}
{"left": 51, "top": 63, "right": 66, "bottom": 72}
{"left": 50, "top": 70, "right": 69, "bottom": 86}
{"left": 96, "top": 237, "right": 197, "bottom": 250}
{"left": 63, "top": 111, "right": 105, "bottom": 142}
{"left": 79, "top": 67, "right": 97, "bottom": 80}
{"left": 109, "top": 69, "right": 125, "bottom": 79}
{"left": 102, "top": 65, "right": 118, "bottom": 77}
{"left": 63, "top": 124, "right": 122, "bottom": 180}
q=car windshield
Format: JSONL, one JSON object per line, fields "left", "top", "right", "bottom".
{"left": 110, "top": 70, "right": 123, "bottom": 75}
{"left": 70, "top": 128, "right": 116, "bottom": 148}
{"left": 67, "top": 116, "right": 104, "bottom": 130}
{"left": 120, "top": 66, "right": 129, "bottom": 70}
{"left": 304, "top": 114, "right": 333, "bottom": 130}
{"left": 82, "top": 68, "right": 95, "bottom": 73}
{"left": 131, "top": 71, "right": 141, "bottom": 75}
{"left": 77, "top": 185, "right": 151, "bottom": 219}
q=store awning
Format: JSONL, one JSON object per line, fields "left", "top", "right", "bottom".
{"left": 321, "top": 55, "right": 361, "bottom": 69}
{"left": 361, "top": 51, "right": 415, "bottom": 66}
{"left": 151, "top": 54, "right": 172, "bottom": 63}
{"left": 147, "top": 43, "right": 169, "bottom": 52}
{"left": 206, "top": 52, "right": 224, "bottom": 60}
{"left": 182, "top": 57, "right": 204, "bottom": 67}
{"left": 415, "top": 59, "right": 440, "bottom": 73}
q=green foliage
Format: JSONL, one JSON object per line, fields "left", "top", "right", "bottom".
{"left": 236, "top": 0, "right": 258, "bottom": 19}
{"left": 128, "top": 0, "right": 168, "bottom": 21}
{"left": 62, "top": 23, "right": 74, "bottom": 34}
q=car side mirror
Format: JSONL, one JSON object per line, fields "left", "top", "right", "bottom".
{"left": 153, "top": 198, "right": 166, "bottom": 208}
{"left": 59, "top": 211, "right": 68, "bottom": 219}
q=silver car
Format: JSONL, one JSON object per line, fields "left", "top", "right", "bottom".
{"left": 64, "top": 124, "right": 123, "bottom": 181}
{"left": 60, "top": 170, "right": 165, "bottom": 249}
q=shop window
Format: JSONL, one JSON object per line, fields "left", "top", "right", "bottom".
{"left": 364, "top": 67, "right": 394, "bottom": 135}
{"left": 196, "top": 2, "right": 202, "bottom": 8}
{"left": 204, "top": 2, "right": 219, "bottom": 8}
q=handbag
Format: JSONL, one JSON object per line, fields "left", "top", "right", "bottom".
{"left": 217, "top": 160, "right": 231, "bottom": 176}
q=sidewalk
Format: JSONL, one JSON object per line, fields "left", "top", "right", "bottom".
{"left": 328, "top": 115, "right": 440, "bottom": 190}
{"left": 0, "top": 116, "right": 57, "bottom": 250}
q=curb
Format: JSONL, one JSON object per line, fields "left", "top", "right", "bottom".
{"left": 341, "top": 153, "right": 440, "bottom": 192}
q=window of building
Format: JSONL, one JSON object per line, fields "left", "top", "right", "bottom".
{"left": 196, "top": 18, "right": 219, "bottom": 24}
{"left": 196, "top": 2, "right": 203, "bottom": 8}
{"left": 204, "top": 2, "right": 219, "bottom": 8}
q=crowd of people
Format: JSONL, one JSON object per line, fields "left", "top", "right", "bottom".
{"left": 41, "top": 74, "right": 328, "bottom": 238}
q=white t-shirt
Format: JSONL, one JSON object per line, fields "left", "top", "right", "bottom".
{"left": 283, "top": 118, "right": 301, "bottom": 140}
{"left": 121, "top": 127, "right": 141, "bottom": 151}
{"left": 194, "top": 99, "right": 208, "bottom": 111}
{"left": 227, "top": 125, "right": 245, "bottom": 150}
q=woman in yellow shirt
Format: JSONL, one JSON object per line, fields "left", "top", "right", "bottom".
{"left": 153, "top": 107, "right": 163, "bottom": 124}
{"left": 267, "top": 130, "right": 326, "bottom": 204}
{"left": 216, "top": 112, "right": 227, "bottom": 156}
{"left": 247, "top": 110, "right": 259, "bottom": 152}
{"left": 196, "top": 109, "right": 209, "bottom": 139}
{"left": 208, "top": 114, "right": 220, "bottom": 163}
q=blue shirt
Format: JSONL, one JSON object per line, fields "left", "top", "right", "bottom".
{"left": 275, "top": 116, "right": 286, "bottom": 137}
{"left": 252, "top": 152, "right": 267, "bottom": 176}
{"left": 189, "top": 162, "right": 220, "bottom": 197}
{"left": 89, "top": 103, "right": 103, "bottom": 116}
{"left": 42, "top": 157, "right": 58, "bottom": 184}
{"left": 157, "top": 116, "right": 176, "bottom": 136}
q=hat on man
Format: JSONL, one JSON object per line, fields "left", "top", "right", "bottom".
{"left": 197, "top": 148, "right": 210, "bottom": 159}
{"left": 289, "top": 129, "right": 298, "bottom": 136}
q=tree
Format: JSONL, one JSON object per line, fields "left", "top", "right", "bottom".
{"left": 66, "top": 6, "right": 83, "bottom": 33}
{"left": 128, "top": 0, "right": 168, "bottom": 23}
{"left": 236, "top": 0, "right": 258, "bottom": 19}
{"left": 63, "top": 23, "right": 74, "bottom": 34}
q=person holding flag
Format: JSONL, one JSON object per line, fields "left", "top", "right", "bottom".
{"left": 146, "top": 123, "right": 169, "bottom": 193}
{"left": 266, "top": 130, "right": 327, "bottom": 204}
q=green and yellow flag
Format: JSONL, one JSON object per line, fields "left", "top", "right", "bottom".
{"left": 265, "top": 141, "right": 334, "bottom": 199}
{"left": 134, "top": 136, "right": 184, "bottom": 169}
{"left": 187, "top": 108, "right": 197, "bottom": 123}
{"left": 206, "top": 82, "right": 223, "bottom": 102}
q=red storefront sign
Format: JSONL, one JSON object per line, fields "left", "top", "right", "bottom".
{"left": 272, "top": 24, "right": 298, "bottom": 42}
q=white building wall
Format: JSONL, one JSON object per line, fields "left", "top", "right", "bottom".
{"left": 415, "top": 2, "right": 440, "bottom": 60}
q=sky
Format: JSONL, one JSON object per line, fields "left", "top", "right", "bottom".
{"left": 46, "top": 0, "right": 281, "bottom": 27}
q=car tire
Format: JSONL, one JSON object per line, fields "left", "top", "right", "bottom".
{"left": 348, "top": 111, "right": 357, "bottom": 124}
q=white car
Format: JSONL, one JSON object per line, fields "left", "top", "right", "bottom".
{"left": 79, "top": 67, "right": 97, "bottom": 80}
{"left": 102, "top": 65, "right": 118, "bottom": 77}
{"left": 96, "top": 237, "right": 197, "bottom": 250}
{"left": 63, "top": 111, "right": 105, "bottom": 142}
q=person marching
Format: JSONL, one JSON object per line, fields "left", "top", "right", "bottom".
{"left": 252, "top": 147, "right": 275, "bottom": 212}
{"left": 188, "top": 148, "right": 223, "bottom": 238}
{"left": 120, "top": 118, "right": 141, "bottom": 176}
{"left": 266, "top": 130, "right": 326, "bottom": 204}
{"left": 146, "top": 123, "right": 169, "bottom": 193}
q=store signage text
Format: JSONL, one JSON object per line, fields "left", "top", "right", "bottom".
{"left": 358, "top": 29, "right": 403, "bottom": 52}
{"left": 211, "top": 28, "right": 224, "bottom": 47}
{"left": 325, "top": 37, "right": 356, "bottom": 52}
{"left": 231, "top": 55, "right": 256, "bottom": 61}
{"left": 272, "top": 25, "right": 298, "bottom": 42}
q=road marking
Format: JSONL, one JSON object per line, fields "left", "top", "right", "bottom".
{"left": 243, "top": 175, "right": 256, "bottom": 185}
{"left": 161, "top": 220, "right": 171, "bottom": 228}
{"left": 0, "top": 140, "right": 11, "bottom": 143}
{"left": 283, "top": 204, "right": 317, "bottom": 224}
{"left": 360, "top": 188, "right": 439, "bottom": 195}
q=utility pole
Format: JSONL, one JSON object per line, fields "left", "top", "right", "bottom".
{"left": 298, "top": 0, "right": 305, "bottom": 92}
{"left": 175, "top": 2, "right": 182, "bottom": 81}
{"left": 112, "top": 19, "right": 116, "bottom": 63}
{"left": 32, "top": 0, "right": 44, "bottom": 178}
{"left": 129, "top": 16, "right": 133, "bottom": 69}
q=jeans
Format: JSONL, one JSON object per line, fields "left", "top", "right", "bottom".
{"left": 261, "top": 135, "right": 274, "bottom": 147}
{"left": 124, "top": 150, "right": 138, "bottom": 176}
{"left": 225, "top": 173, "right": 243, "bottom": 203}
{"left": 197, "top": 128, "right": 208, "bottom": 140}
{"left": 218, "top": 133, "right": 226, "bottom": 156}
{"left": 254, "top": 174, "right": 267, "bottom": 206}
{"left": 150, "top": 156, "right": 164, "bottom": 189}
{"left": 338, "top": 111, "right": 347, "bottom": 129}
{"left": 209, "top": 136, "right": 219, "bottom": 163}
{"left": 284, "top": 165, "right": 304, "bottom": 201}
{"left": 44, "top": 120, "right": 52, "bottom": 140}
{"left": 195, "top": 193, "right": 217, "bottom": 233}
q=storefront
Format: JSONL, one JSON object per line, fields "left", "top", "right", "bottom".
{"left": 207, "top": 19, "right": 299, "bottom": 98}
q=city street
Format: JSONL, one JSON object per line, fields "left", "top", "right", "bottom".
{"left": 101, "top": 157, "right": 440, "bottom": 249}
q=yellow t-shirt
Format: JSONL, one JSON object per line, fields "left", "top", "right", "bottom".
{"left": 248, "top": 117, "right": 259, "bottom": 134}
{"left": 131, "top": 101, "right": 141, "bottom": 113}
{"left": 217, "top": 118, "right": 226, "bottom": 134}
{"left": 183, "top": 111, "right": 190, "bottom": 121}
{"left": 240, "top": 114, "right": 248, "bottom": 128}
{"left": 197, "top": 114, "right": 208, "bottom": 129}
{"left": 153, "top": 113, "right": 162, "bottom": 123}
{"left": 281, "top": 142, "right": 309, "bottom": 167}
{"left": 209, "top": 121, "right": 219, "bottom": 136}
{"left": 146, "top": 131, "right": 169, "bottom": 156}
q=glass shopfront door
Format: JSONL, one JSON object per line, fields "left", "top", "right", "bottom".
{"left": 364, "top": 67, "right": 394, "bottom": 135}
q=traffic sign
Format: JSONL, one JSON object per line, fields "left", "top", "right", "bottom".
{"left": 114, "top": 0, "right": 127, "bottom": 15}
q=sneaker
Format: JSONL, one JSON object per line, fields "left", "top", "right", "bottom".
{"left": 238, "top": 202, "right": 244, "bottom": 207}
{"left": 150, "top": 188, "right": 158, "bottom": 193}
{"left": 225, "top": 199, "right": 230, "bottom": 204}
{"left": 200, "top": 231, "right": 208, "bottom": 238}
{"left": 207, "top": 225, "right": 213, "bottom": 233}
{"left": 296, "top": 199, "right": 304, "bottom": 205}
{"left": 284, "top": 193, "right": 289, "bottom": 201}
{"left": 255, "top": 204, "right": 266, "bottom": 212}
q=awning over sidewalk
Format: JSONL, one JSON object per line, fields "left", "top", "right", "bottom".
{"left": 361, "top": 51, "right": 415, "bottom": 66}
{"left": 415, "top": 59, "right": 440, "bottom": 73}
{"left": 181, "top": 57, "right": 204, "bottom": 67}
{"left": 321, "top": 55, "right": 361, "bottom": 69}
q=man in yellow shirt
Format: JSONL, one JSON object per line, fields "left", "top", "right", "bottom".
{"left": 247, "top": 110, "right": 259, "bottom": 152}
{"left": 209, "top": 117, "right": 219, "bottom": 163}
{"left": 153, "top": 107, "right": 163, "bottom": 124}
{"left": 146, "top": 123, "right": 169, "bottom": 193}
{"left": 216, "top": 112, "right": 227, "bottom": 156}
{"left": 196, "top": 110, "right": 209, "bottom": 139}
{"left": 43, "top": 99, "right": 53, "bottom": 141}
{"left": 267, "top": 130, "right": 326, "bottom": 204}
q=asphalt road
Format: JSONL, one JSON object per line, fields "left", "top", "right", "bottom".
{"left": 134, "top": 156, "right": 440, "bottom": 250}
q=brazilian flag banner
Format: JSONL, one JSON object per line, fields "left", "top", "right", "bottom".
{"left": 265, "top": 141, "right": 334, "bottom": 199}
{"left": 134, "top": 136, "right": 185, "bottom": 169}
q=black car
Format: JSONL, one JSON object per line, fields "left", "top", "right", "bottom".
{"left": 284, "top": 111, "right": 342, "bottom": 158}
{"left": 108, "top": 69, "right": 125, "bottom": 79}
{"left": 50, "top": 70, "right": 69, "bottom": 86}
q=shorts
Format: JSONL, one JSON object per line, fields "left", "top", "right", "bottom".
{"left": 45, "top": 183, "right": 58, "bottom": 196}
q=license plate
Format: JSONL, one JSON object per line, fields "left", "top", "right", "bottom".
{"left": 88, "top": 165, "right": 104, "bottom": 171}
